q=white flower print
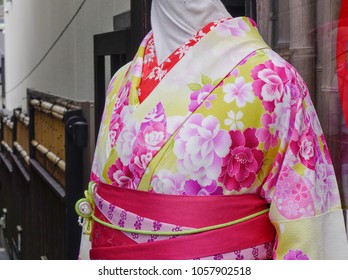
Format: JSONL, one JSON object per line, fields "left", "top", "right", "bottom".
{"left": 175, "top": 45, "right": 190, "bottom": 59}
{"left": 144, "top": 52, "right": 155, "bottom": 65}
{"left": 144, "top": 38, "right": 155, "bottom": 64}
{"left": 147, "top": 65, "right": 167, "bottom": 81}
{"left": 193, "top": 30, "right": 206, "bottom": 42}
{"left": 298, "top": 205, "right": 315, "bottom": 218}
{"left": 116, "top": 118, "right": 140, "bottom": 165}
{"left": 224, "top": 110, "right": 244, "bottom": 130}
{"left": 151, "top": 170, "right": 186, "bottom": 195}
{"left": 223, "top": 77, "right": 255, "bottom": 107}
{"left": 174, "top": 114, "right": 231, "bottom": 186}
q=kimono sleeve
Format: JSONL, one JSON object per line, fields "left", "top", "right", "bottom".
{"left": 89, "top": 63, "right": 131, "bottom": 180}
{"left": 260, "top": 67, "right": 348, "bottom": 260}
{"left": 78, "top": 63, "right": 130, "bottom": 260}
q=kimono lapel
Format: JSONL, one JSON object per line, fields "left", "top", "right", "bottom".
{"left": 133, "top": 17, "right": 269, "bottom": 123}
{"left": 101, "top": 17, "right": 270, "bottom": 191}
{"left": 135, "top": 17, "right": 270, "bottom": 191}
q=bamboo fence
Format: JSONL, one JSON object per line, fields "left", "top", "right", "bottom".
{"left": 2, "top": 117, "right": 13, "bottom": 151}
{"left": 30, "top": 99, "right": 67, "bottom": 187}
{"left": 13, "top": 110, "right": 30, "bottom": 169}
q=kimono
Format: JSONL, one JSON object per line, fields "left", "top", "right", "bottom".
{"left": 76, "top": 17, "right": 348, "bottom": 260}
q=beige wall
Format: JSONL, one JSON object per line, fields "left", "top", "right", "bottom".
{"left": 4, "top": 0, "right": 130, "bottom": 112}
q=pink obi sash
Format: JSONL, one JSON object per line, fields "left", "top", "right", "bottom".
{"left": 90, "top": 182, "right": 276, "bottom": 260}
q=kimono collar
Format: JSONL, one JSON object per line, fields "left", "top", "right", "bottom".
{"left": 151, "top": 0, "right": 231, "bottom": 64}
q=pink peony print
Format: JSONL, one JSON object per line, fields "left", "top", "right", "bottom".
{"left": 256, "top": 113, "right": 279, "bottom": 149}
{"left": 130, "top": 146, "right": 153, "bottom": 179}
{"left": 251, "top": 60, "right": 292, "bottom": 112}
{"left": 223, "top": 77, "right": 255, "bottom": 107}
{"left": 283, "top": 250, "right": 309, "bottom": 260}
{"left": 126, "top": 103, "right": 167, "bottom": 183}
{"left": 115, "top": 81, "right": 132, "bottom": 110}
{"left": 109, "top": 81, "right": 133, "bottom": 146}
{"left": 142, "top": 103, "right": 166, "bottom": 124}
{"left": 108, "top": 159, "right": 136, "bottom": 189}
{"left": 138, "top": 122, "right": 166, "bottom": 151}
{"left": 137, "top": 103, "right": 167, "bottom": 153}
{"left": 174, "top": 114, "right": 231, "bottom": 186}
{"left": 115, "top": 118, "right": 140, "bottom": 165}
{"left": 219, "top": 128, "right": 264, "bottom": 191}
{"left": 151, "top": 170, "right": 186, "bottom": 195}
{"left": 289, "top": 126, "right": 316, "bottom": 170}
{"left": 116, "top": 102, "right": 166, "bottom": 169}
{"left": 188, "top": 84, "right": 217, "bottom": 112}
{"left": 90, "top": 171, "right": 99, "bottom": 182}
{"left": 184, "top": 180, "right": 223, "bottom": 196}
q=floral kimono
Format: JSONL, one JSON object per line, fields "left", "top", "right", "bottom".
{"left": 76, "top": 17, "right": 348, "bottom": 260}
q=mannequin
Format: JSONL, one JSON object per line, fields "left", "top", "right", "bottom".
{"left": 151, "top": 0, "right": 231, "bottom": 63}
{"left": 76, "top": 0, "right": 348, "bottom": 260}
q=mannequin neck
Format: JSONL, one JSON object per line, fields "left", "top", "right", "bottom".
{"left": 151, "top": 0, "right": 231, "bottom": 64}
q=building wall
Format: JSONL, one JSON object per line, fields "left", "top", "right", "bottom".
{"left": 3, "top": 0, "right": 130, "bottom": 112}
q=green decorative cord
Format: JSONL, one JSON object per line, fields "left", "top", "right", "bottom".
{"left": 91, "top": 208, "right": 269, "bottom": 236}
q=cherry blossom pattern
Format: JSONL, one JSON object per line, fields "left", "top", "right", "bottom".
{"left": 224, "top": 110, "right": 244, "bottom": 131}
{"left": 147, "top": 65, "right": 167, "bottom": 81}
{"left": 272, "top": 168, "right": 316, "bottom": 219}
{"left": 174, "top": 114, "right": 231, "bottom": 187}
{"left": 223, "top": 76, "right": 255, "bottom": 107}
{"left": 219, "top": 128, "right": 264, "bottom": 192}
